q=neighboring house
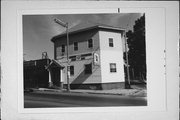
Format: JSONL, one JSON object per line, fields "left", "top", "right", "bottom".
{"left": 51, "top": 22, "right": 126, "bottom": 90}
{"left": 24, "top": 59, "right": 64, "bottom": 89}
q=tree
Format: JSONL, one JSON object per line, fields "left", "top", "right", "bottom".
{"left": 125, "top": 14, "right": 146, "bottom": 83}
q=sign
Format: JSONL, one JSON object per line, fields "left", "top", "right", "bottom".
{"left": 93, "top": 53, "right": 99, "bottom": 65}
{"left": 76, "top": 55, "right": 81, "bottom": 60}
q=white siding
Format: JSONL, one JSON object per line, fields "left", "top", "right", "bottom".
{"left": 99, "top": 30, "right": 125, "bottom": 83}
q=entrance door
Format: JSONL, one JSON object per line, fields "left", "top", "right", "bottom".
{"left": 51, "top": 67, "right": 60, "bottom": 87}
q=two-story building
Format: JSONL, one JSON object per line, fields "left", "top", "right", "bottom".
{"left": 51, "top": 22, "right": 125, "bottom": 90}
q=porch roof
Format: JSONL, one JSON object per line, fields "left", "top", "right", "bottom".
{"left": 46, "top": 59, "right": 65, "bottom": 69}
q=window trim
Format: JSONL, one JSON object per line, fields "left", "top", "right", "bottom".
{"left": 74, "top": 42, "right": 78, "bottom": 51}
{"left": 110, "top": 63, "right": 117, "bottom": 73}
{"left": 109, "top": 38, "right": 114, "bottom": 47}
{"left": 84, "top": 63, "right": 92, "bottom": 74}
{"left": 61, "top": 44, "right": 65, "bottom": 53}
{"left": 70, "top": 66, "right": 74, "bottom": 76}
{"left": 88, "top": 39, "right": 93, "bottom": 48}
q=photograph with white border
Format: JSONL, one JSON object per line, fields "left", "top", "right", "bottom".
{"left": 23, "top": 13, "right": 147, "bottom": 108}
{"left": 1, "top": 1, "right": 179, "bottom": 120}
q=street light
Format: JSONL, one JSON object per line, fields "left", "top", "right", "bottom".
{"left": 54, "top": 18, "right": 67, "bottom": 28}
{"left": 54, "top": 18, "right": 70, "bottom": 92}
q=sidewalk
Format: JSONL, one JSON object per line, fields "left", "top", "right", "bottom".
{"left": 31, "top": 86, "right": 147, "bottom": 97}
{"left": 71, "top": 89, "right": 147, "bottom": 97}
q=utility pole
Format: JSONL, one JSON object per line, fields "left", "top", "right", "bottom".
{"left": 124, "top": 31, "right": 131, "bottom": 89}
{"left": 54, "top": 18, "right": 70, "bottom": 92}
{"left": 66, "top": 23, "right": 71, "bottom": 92}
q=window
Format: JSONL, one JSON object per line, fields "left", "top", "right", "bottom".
{"left": 56, "top": 47, "right": 61, "bottom": 57}
{"left": 109, "top": 38, "right": 114, "bottom": 47}
{"left": 84, "top": 63, "right": 92, "bottom": 74}
{"left": 74, "top": 42, "right": 78, "bottom": 51}
{"left": 110, "top": 63, "right": 117, "bottom": 72}
{"left": 88, "top": 39, "right": 93, "bottom": 48}
{"left": 61, "top": 45, "right": 65, "bottom": 53}
{"left": 70, "top": 66, "right": 74, "bottom": 76}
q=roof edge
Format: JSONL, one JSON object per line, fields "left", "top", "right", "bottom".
{"left": 51, "top": 25, "right": 125, "bottom": 42}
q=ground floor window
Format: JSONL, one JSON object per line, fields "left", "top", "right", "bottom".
{"left": 110, "top": 63, "right": 117, "bottom": 72}
{"left": 70, "top": 66, "right": 74, "bottom": 76}
{"left": 84, "top": 63, "right": 92, "bottom": 74}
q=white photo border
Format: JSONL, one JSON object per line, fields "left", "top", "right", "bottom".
{"left": 1, "top": 1, "right": 179, "bottom": 120}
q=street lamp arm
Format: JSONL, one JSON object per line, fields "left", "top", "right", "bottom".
{"left": 54, "top": 18, "right": 67, "bottom": 28}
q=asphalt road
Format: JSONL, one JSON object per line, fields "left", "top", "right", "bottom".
{"left": 24, "top": 91, "right": 147, "bottom": 108}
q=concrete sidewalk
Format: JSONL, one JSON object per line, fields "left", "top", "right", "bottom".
{"left": 31, "top": 87, "right": 147, "bottom": 97}
{"left": 71, "top": 89, "right": 147, "bottom": 97}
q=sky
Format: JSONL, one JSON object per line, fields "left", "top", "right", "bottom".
{"left": 23, "top": 13, "right": 143, "bottom": 61}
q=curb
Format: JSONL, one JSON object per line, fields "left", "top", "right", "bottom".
{"left": 28, "top": 88, "right": 146, "bottom": 97}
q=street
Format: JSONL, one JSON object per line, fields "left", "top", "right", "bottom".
{"left": 24, "top": 91, "right": 147, "bottom": 108}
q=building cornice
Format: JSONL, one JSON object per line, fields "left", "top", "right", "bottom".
{"left": 51, "top": 25, "right": 125, "bottom": 43}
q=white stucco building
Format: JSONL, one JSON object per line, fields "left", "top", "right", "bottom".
{"left": 51, "top": 22, "right": 126, "bottom": 90}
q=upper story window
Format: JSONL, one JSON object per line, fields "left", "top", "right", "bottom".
{"left": 109, "top": 38, "right": 114, "bottom": 47}
{"left": 61, "top": 44, "right": 65, "bottom": 53}
{"left": 110, "top": 63, "right": 117, "bottom": 72}
{"left": 74, "top": 42, "right": 78, "bottom": 51}
{"left": 88, "top": 39, "right": 93, "bottom": 48}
